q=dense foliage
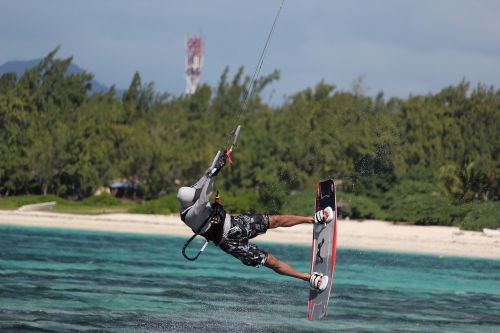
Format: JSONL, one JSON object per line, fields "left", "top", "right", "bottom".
{"left": 1, "top": 49, "right": 499, "bottom": 230}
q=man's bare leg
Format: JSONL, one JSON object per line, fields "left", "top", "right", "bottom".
{"left": 268, "top": 215, "right": 313, "bottom": 229}
{"left": 264, "top": 254, "right": 326, "bottom": 288}
{"left": 265, "top": 254, "right": 309, "bottom": 281}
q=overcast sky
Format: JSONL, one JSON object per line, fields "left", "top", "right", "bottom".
{"left": 2, "top": 0, "right": 500, "bottom": 101}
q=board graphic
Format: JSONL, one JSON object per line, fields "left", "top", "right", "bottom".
{"left": 307, "top": 179, "right": 338, "bottom": 321}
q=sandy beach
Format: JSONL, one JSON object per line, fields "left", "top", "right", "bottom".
{"left": 0, "top": 210, "right": 499, "bottom": 260}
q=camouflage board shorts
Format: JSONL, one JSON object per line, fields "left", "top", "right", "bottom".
{"left": 219, "top": 213, "right": 269, "bottom": 267}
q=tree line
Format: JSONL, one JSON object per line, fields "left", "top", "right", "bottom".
{"left": 0, "top": 49, "right": 498, "bottom": 227}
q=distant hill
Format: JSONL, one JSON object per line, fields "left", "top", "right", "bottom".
{"left": 0, "top": 59, "right": 119, "bottom": 94}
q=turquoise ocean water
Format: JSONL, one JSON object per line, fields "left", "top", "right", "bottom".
{"left": 1, "top": 225, "right": 499, "bottom": 333}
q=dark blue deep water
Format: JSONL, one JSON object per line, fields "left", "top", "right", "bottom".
{"left": 1, "top": 225, "right": 499, "bottom": 332}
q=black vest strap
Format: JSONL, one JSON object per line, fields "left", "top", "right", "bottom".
{"left": 200, "top": 202, "right": 226, "bottom": 245}
{"left": 180, "top": 208, "right": 190, "bottom": 222}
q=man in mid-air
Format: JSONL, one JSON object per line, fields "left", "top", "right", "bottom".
{"left": 177, "top": 153, "right": 334, "bottom": 291}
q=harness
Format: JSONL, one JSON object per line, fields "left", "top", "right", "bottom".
{"left": 200, "top": 201, "right": 226, "bottom": 245}
{"left": 181, "top": 193, "right": 227, "bottom": 261}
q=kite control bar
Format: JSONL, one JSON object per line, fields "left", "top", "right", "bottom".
{"left": 208, "top": 125, "right": 241, "bottom": 176}
{"left": 225, "top": 125, "right": 241, "bottom": 165}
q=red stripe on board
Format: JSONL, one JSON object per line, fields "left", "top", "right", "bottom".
{"left": 330, "top": 216, "right": 337, "bottom": 281}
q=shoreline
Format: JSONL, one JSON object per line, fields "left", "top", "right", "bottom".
{"left": 1, "top": 210, "right": 499, "bottom": 260}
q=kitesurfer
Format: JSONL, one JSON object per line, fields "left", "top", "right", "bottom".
{"left": 177, "top": 153, "right": 334, "bottom": 291}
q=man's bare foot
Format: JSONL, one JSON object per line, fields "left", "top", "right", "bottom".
{"left": 313, "top": 207, "right": 334, "bottom": 224}
{"left": 310, "top": 272, "right": 329, "bottom": 291}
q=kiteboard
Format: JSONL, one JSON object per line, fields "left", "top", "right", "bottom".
{"left": 307, "top": 179, "right": 338, "bottom": 321}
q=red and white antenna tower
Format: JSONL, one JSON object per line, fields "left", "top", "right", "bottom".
{"left": 185, "top": 35, "right": 203, "bottom": 95}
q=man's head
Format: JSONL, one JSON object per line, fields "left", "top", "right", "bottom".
{"left": 177, "top": 186, "right": 196, "bottom": 208}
